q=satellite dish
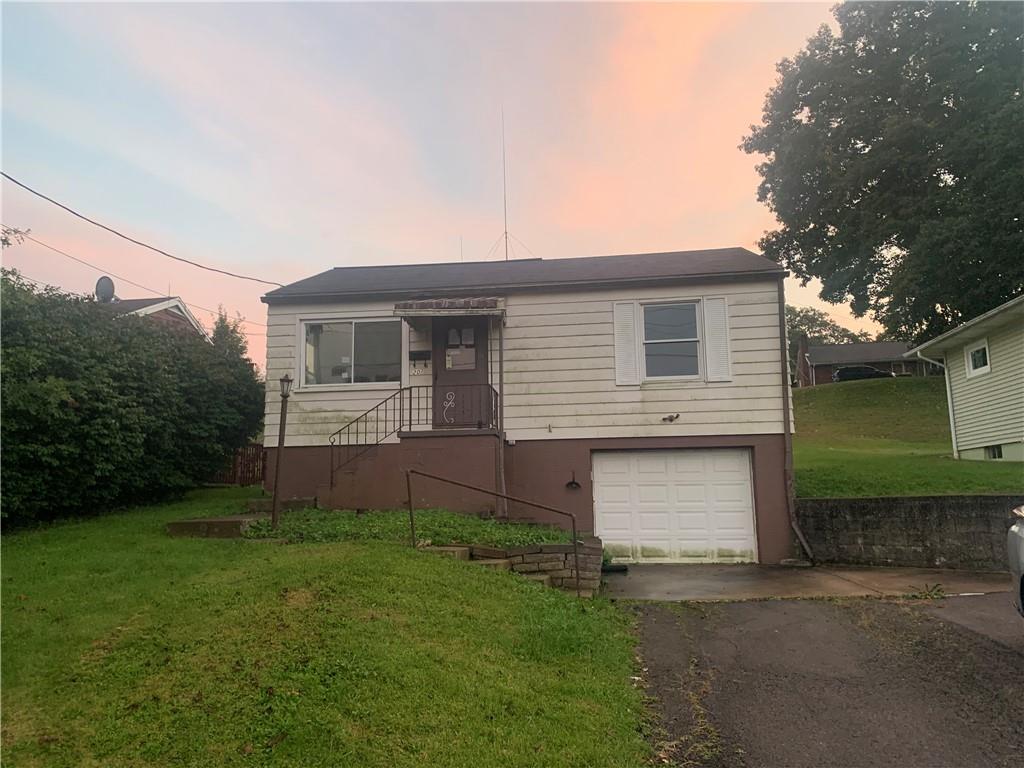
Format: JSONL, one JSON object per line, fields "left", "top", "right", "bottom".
{"left": 95, "top": 276, "right": 116, "bottom": 303}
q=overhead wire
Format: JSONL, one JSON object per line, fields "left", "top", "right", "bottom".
{"left": 1, "top": 171, "right": 283, "bottom": 287}
{"left": 4, "top": 227, "right": 268, "bottom": 330}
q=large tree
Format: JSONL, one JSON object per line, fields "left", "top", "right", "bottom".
{"left": 743, "top": 1, "right": 1023, "bottom": 342}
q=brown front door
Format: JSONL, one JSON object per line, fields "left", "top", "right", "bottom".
{"left": 432, "top": 317, "right": 492, "bottom": 429}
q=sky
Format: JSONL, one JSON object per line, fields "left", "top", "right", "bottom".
{"left": 1, "top": 1, "right": 879, "bottom": 369}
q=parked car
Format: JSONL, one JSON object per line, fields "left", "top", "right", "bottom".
{"left": 832, "top": 365, "right": 896, "bottom": 383}
{"left": 1009, "top": 506, "right": 1024, "bottom": 618}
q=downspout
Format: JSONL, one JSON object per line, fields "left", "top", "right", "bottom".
{"left": 777, "top": 278, "right": 814, "bottom": 562}
{"left": 916, "top": 350, "right": 958, "bottom": 459}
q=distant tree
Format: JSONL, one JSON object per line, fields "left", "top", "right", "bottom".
{"left": 743, "top": 1, "right": 1024, "bottom": 343}
{"left": 785, "top": 304, "right": 872, "bottom": 370}
{"left": 211, "top": 308, "right": 250, "bottom": 360}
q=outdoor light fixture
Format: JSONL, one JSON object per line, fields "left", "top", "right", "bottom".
{"left": 271, "top": 374, "right": 294, "bottom": 529}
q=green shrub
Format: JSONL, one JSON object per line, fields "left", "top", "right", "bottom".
{"left": 0, "top": 270, "right": 264, "bottom": 523}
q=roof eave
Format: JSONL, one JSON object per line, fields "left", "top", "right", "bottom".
{"left": 904, "top": 293, "right": 1024, "bottom": 358}
{"left": 261, "top": 268, "right": 786, "bottom": 305}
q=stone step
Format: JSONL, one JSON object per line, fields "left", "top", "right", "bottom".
{"left": 422, "top": 546, "right": 471, "bottom": 560}
{"left": 520, "top": 573, "right": 552, "bottom": 587}
{"left": 467, "top": 558, "right": 513, "bottom": 571}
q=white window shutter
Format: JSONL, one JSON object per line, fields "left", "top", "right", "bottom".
{"left": 703, "top": 297, "right": 732, "bottom": 382}
{"left": 613, "top": 301, "right": 640, "bottom": 385}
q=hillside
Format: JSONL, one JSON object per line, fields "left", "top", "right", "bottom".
{"left": 793, "top": 377, "right": 1022, "bottom": 497}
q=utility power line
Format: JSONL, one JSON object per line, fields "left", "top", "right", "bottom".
{"left": 5, "top": 228, "right": 268, "bottom": 329}
{"left": 1, "top": 171, "right": 283, "bottom": 287}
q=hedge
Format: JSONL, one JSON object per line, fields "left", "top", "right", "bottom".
{"left": 1, "top": 271, "right": 264, "bottom": 523}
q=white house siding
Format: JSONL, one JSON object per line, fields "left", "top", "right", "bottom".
{"left": 264, "top": 278, "right": 788, "bottom": 446}
{"left": 499, "top": 280, "right": 786, "bottom": 440}
{"left": 265, "top": 300, "right": 408, "bottom": 447}
{"left": 946, "top": 320, "right": 1024, "bottom": 453}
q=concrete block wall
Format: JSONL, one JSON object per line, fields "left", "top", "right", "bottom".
{"left": 796, "top": 495, "right": 1024, "bottom": 570}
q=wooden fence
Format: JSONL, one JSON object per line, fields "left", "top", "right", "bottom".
{"left": 210, "top": 443, "right": 265, "bottom": 486}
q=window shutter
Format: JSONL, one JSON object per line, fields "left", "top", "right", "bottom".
{"left": 703, "top": 297, "right": 732, "bottom": 382}
{"left": 613, "top": 301, "right": 640, "bottom": 385}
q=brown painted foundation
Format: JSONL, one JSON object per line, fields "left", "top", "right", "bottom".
{"left": 265, "top": 432, "right": 792, "bottom": 563}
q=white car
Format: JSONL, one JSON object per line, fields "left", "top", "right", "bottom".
{"left": 1009, "top": 506, "right": 1024, "bottom": 617}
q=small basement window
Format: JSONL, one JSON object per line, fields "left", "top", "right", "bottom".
{"left": 965, "top": 338, "right": 990, "bottom": 377}
{"left": 642, "top": 302, "right": 700, "bottom": 378}
{"left": 984, "top": 445, "right": 1003, "bottom": 460}
{"left": 303, "top": 320, "right": 402, "bottom": 386}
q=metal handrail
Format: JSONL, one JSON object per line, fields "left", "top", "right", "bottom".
{"left": 405, "top": 469, "right": 582, "bottom": 598}
{"left": 329, "top": 384, "right": 499, "bottom": 484}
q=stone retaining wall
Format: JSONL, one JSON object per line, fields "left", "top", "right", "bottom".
{"left": 471, "top": 537, "right": 603, "bottom": 597}
{"left": 796, "top": 495, "right": 1023, "bottom": 570}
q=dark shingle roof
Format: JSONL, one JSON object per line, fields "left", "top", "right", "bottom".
{"left": 262, "top": 247, "right": 783, "bottom": 303}
{"left": 807, "top": 342, "right": 910, "bottom": 366}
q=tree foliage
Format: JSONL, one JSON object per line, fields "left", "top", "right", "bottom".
{"left": 0, "top": 271, "right": 265, "bottom": 523}
{"left": 744, "top": 1, "right": 1023, "bottom": 342}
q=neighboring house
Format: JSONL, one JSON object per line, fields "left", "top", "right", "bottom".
{"left": 100, "top": 294, "right": 208, "bottom": 337}
{"left": 906, "top": 294, "right": 1024, "bottom": 462}
{"left": 795, "top": 339, "right": 935, "bottom": 386}
{"left": 261, "top": 248, "right": 796, "bottom": 564}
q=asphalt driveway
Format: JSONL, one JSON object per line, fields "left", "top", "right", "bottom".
{"left": 635, "top": 595, "right": 1023, "bottom": 767}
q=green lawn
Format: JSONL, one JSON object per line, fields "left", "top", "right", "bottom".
{"left": 2, "top": 489, "right": 648, "bottom": 768}
{"left": 794, "top": 377, "right": 1023, "bottom": 497}
{"left": 247, "top": 507, "right": 572, "bottom": 547}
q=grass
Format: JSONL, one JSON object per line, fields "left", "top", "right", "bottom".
{"left": 793, "top": 377, "right": 1023, "bottom": 497}
{"left": 2, "top": 488, "right": 648, "bottom": 768}
{"left": 246, "top": 507, "right": 572, "bottom": 547}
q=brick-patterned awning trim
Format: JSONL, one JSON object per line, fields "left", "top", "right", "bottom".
{"left": 393, "top": 297, "right": 505, "bottom": 316}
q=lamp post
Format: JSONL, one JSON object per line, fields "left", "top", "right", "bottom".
{"left": 270, "top": 374, "right": 293, "bottom": 530}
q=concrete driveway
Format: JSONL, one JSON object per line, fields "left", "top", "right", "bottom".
{"left": 603, "top": 563, "right": 1011, "bottom": 601}
{"left": 635, "top": 592, "right": 1023, "bottom": 768}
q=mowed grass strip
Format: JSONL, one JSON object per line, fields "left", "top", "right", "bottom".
{"left": 247, "top": 507, "right": 572, "bottom": 547}
{"left": 2, "top": 489, "right": 648, "bottom": 768}
{"left": 793, "top": 377, "right": 1023, "bottom": 497}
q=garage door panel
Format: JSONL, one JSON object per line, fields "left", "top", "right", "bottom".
{"left": 637, "top": 512, "right": 672, "bottom": 530}
{"left": 594, "top": 448, "right": 756, "bottom": 564}
{"left": 596, "top": 484, "right": 632, "bottom": 504}
{"left": 635, "top": 454, "right": 670, "bottom": 475}
{"left": 637, "top": 484, "right": 670, "bottom": 504}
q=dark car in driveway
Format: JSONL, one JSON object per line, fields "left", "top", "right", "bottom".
{"left": 832, "top": 365, "right": 896, "bottom": 383}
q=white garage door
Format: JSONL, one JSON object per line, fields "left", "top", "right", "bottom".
{"left": 593, "top": 449, "right": 757, "bottom": 563}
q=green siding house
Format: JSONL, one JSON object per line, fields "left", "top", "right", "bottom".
{"left": 906, "top": 294, "right": 1024, "bottom": 462}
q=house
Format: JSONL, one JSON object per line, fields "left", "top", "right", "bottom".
{"left": 261, "top": 247, "right": 797, "bottom": 564}
{"left": 795, "top": 339, "right": 935, "bottom": 386}
{"left": 905, "top": 294, "right": 1024, "bottom": 462}
{"left": 97, "top": 281, "right": 208, "bottom": 338}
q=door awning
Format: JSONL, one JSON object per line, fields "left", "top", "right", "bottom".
{"left": 393, "top": 297, "right": 505, "bottom": 317}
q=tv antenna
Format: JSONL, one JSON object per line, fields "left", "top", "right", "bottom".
{"left": 502, "top": 109, "right": 509, "bottom": 261}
